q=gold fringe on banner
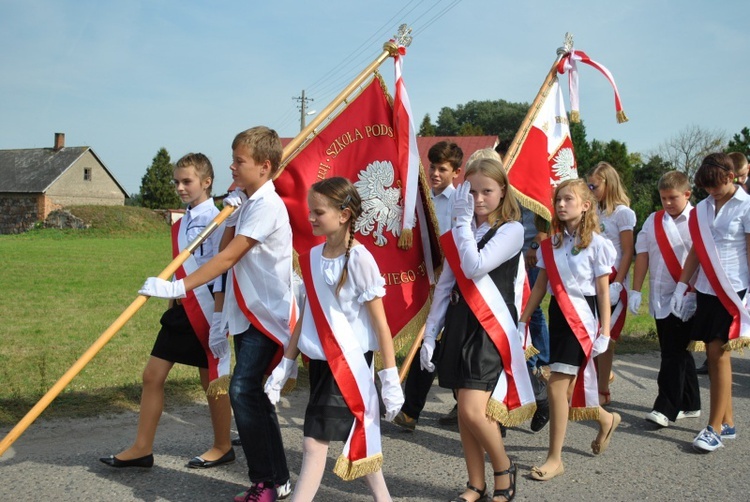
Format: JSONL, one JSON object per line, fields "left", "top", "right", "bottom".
{"left": 511, "top": 186, "right": 551, "bottom": 225}
{"left": 723, "top": 338, "right": 750, "bottom": 353}
{"left": 486, "top": 399, "right": 536, "bottom": 427}
{"left": 281, "top": 377, "right": 297, "bottom": 395}
{"left": 375, "top": 299, "right": 432, "bottom": 371}
{"left": 616, "top": 110, "right": 629, "bottom": 124}
{"left": 206, "top": 374, "right": 231, "bottom": 397}
{"left": 397, "top": 228, "right": 413, "bottom": 249}
{"left": 569, "top": 110, "right": 581, "bottom": 123}
{"left": 687, "top": 340, "right": 705, "bottom": 353}
{"left": 334, "top": 452, "right": 383, "bottom": 481}
{"left": 525, "top": 344, "right": 540, "bottom": 361}
{"left": 569, "top": 406, "right": 599, "bottom": 422}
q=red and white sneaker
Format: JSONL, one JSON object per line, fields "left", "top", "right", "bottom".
{"left": 234, "top": 482, "right": 277, "bottom": 502}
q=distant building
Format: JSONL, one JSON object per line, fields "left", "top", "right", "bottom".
{"left": 225, "top": 135, "right": 499, "bottom": 193}
{"left": 0, "top": 133, "right": 129, "bottom": 234}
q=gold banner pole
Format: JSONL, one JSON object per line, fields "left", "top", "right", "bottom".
{"left": 0, "top": 25, "right": 415, "bottom": 459}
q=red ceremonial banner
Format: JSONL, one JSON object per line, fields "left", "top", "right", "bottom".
{"left": 275, "top": 76, "right": 432, "bottom": 344}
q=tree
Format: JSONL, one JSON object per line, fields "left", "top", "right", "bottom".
{"left": 569, "top": 120, "right": 592, "bottom": 172}
{"left": 726, "top": 126, "right": 750, "bottom": 156}
{"left": 418, "top": 114, "right": 436, "bottom": 136}
{"left": 656, "top": 125, "right": 726, "bottom": 179}
{"left": 434, "top": 99, "right": 529, "bottom": 140}
{"left": 629, "top": 154, "right": 673, "bottom": 235}
{"left": 139, "top": 148, "right": 180, "bottom": 209}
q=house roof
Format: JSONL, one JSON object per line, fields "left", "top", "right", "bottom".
{"left": 0, "top": 146, "right": 130, "bottom": 196}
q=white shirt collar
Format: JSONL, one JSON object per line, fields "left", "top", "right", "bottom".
{"left": 186, "top": 197, "right": 215, "bottom": 218}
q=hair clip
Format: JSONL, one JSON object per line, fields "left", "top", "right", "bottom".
{"left": 339, "top": 195, "right": 352, "bottom": 210}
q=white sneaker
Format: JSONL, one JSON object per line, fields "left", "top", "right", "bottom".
{"left": 277, "top": 480, "right": 292, "bottom": 499}
{"left": 645, "top": 410, "right": 669, "bottom": 427}
{"left": 676, "top": 410, "right": 701, "bottom": 420}
{"left": 693, "top": 426, "right": 724, "bottom": 452}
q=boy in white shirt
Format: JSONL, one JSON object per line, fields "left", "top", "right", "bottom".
{"left": 139, "top": 126, "right": 294, "bottom": 501}
{"left": 394, "top": 141, "right": 462, "bottom": 431}
{"left": 629, "top": 171, "right": 700, "bottom": 427}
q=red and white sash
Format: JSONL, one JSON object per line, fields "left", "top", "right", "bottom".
{"left": 515, "top": 255, "right": 537, "bottom": 358}
{"left": 440, "top": 230, "right": 536, "bottom": 426}
{"left": 689, "top": 204, "right": 750, "bottom": 349}
{"left": 653, "top": 209, "right": 690, "bottom": 287}
{"left": 232, "top": 264, "right": 296, "bottom": 374}
{"left": 299, "top": 246, "right": 382, "bottom": 481}
{"left": 541, "top": 239, "right": 600, "bottom": 419}
{"left": 171, "top": 219, "right": 230, "bottom": 386}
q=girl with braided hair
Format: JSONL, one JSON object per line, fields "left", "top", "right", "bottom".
{"left": 264, "top": 177, "right": 403, "bottom": 501}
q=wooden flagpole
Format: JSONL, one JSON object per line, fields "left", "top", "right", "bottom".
{"left": 0, "top": 26, "right": 414, "bottom": 459}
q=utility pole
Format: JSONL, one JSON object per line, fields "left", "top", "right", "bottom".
{"left": 293, "top": 90, "right": 314, "bottom": 131}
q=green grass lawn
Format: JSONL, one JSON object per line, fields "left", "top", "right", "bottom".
{"left": 0, "top": 207, "right": 658, "bottom": 426}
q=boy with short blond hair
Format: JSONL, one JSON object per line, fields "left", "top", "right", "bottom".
{"left": 140, "top": 126, "right": 294, "bottom": 501}
{"left": 628, "top": 170, "right": 701, "bottom": 428}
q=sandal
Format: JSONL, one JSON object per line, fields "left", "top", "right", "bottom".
{"left": 492, "top": 463, "right": 517, "bottom": 501}
{"left": 450, "top": 481, "right": 487, "bottom": 502}
{"left": 599, "top": 390, "right": 611, "bottom": 407}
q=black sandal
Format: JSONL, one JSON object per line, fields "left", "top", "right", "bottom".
{"left": 492, "top": 463, "right": 517, "bottom": 501}
{"left": 450, "top": 481, "right": 487, "bottom": 502}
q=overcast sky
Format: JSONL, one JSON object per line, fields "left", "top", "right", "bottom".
{"left": 1, "top": 0, "right": 748, "bottom": 194}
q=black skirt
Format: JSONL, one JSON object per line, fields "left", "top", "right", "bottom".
{"left": 436, "top": 292, "right": 508, "bottom": 391}
{"left": 548, "top": 295, "right": 597, "bottom": 369}
{"left": 304, "top": 352, "right": 374, "bottom": 441}
{"left": 690, "top": 290, "right": 746, "bottom": 344}
{"left": 150, "top": 304, "right": 208, "bottom": 368}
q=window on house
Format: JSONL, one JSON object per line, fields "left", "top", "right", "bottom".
{"left": 84, "top": 168, "right": 92, "bottom": 181}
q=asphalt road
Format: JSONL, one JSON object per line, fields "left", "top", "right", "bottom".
{"left": 2, "top": 351, "right": 749, "bottom": 501}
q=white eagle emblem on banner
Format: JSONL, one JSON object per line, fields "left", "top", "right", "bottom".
{"left": 353, "top": 160, "right": 403, "bottom": 247}
{"left": 550, "top": 147, "right": 577, "bottom": 187}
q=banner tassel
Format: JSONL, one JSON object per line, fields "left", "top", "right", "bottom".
{"left": 397, "top": 228, "right": 413, "bottom": 249}
{"left": 616, "top": 110, "right": 629, "bottom": 124}
{"left": 206, "top": 374, "right": 231, "bottom": 397}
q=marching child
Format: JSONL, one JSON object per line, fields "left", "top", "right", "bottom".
{"left": 264, "top": 177, "right": 404, "bottom": 502}
{"left": 629, "top": 171, "right": 700, "bottom": 427}
{"left": 395, "top": 140, "right": 463, "bottom": 431}
{"left": 671, "top": 152, "right": 750, "bottom": 453}
{"left": 420, "top": 158, "right": 535, "bottom": 502}
{"left": 100, "top": 153, "right": 232, "bottom": 469}
{"left": 587, "top": 162, "right": 636, "bottom": 406}
{"left": 139, "top": 127, "right": 295, "bottom": 501}
{"left": 519, "top": 179, "right": 620, "bottom": 481}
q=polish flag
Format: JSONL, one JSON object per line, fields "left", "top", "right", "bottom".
{"left": 506, "top": 79, "right": 577, "bottom": 220}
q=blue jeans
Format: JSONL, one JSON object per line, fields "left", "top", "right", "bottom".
{"left": 230, "top": 325, "right": 289, "bottom": 485}
{"left": 527, "top": 267, "right": 550, "bottom": 368}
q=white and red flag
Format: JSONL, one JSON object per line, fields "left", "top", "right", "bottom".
{"left": 506, "top": 79, "right": 578, "bottom": 220}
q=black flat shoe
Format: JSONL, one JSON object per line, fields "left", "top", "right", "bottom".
{"left": 99, "top": 454, "right": 154, "bottom": 468}
{"left": 187, "top": 448, "right": 235, "bottom": 469}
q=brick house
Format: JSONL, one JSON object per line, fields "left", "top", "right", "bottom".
{"left": 0, "top": 133, "right": 129, "bottom": 234}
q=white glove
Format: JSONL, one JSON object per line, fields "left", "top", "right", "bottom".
{"left": 670, "top": 282, "right": 689, "bottom": 319}
{"left": 378, "top": 367, "right": 405, "bottom": 422}
{"left": 263, "top": 357, "right": 298, "bottom": 405}
{"left": 208, "top": 312, "right": 229, "bottom": 359}
{"left": 517, "top": 321, "right": 528, "bottom": 343}
{"left": 681, "top": 292, "right": 697, "bottom": 322}
{"left": 223, "top": 188, "right": 247, "bottom": 227}
{"left": 139, "top": 277, "right": 186, "bottom": 299}
{"left": 628, "top": 290, "right": 642, "bottom": 315}
{"left": 609, "top": 282, "right": 624, "bottom": 306}
{"left": 420, "top": 337, "right": 436, "bottom": 372}
{"left": 451, "top": 181, "right": 474, "bottom": 228}
{"left": 592, "top": 334, "right": 610, "bottom": 358}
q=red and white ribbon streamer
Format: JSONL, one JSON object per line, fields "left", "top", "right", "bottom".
{"left": 557, "top": 49, "right": 628, "bottom": 123}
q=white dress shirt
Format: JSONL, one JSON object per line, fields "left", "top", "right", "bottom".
{"left": 182, "top": 197, "right": 224, "bottom": 292}
{"left": 635, "top": 204, "right": 692, "bottom": 318}
{"left": 297, "top": 244, "right": 386, "bottom": 360}
{"left": 223, "top": 181, "right": 294, "bottom": 336}
{"left": 432, "top": 184, "right": 455, "bottom": 235}
{"left": 694, "top": 187, "right": 750, "bottom": 295}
